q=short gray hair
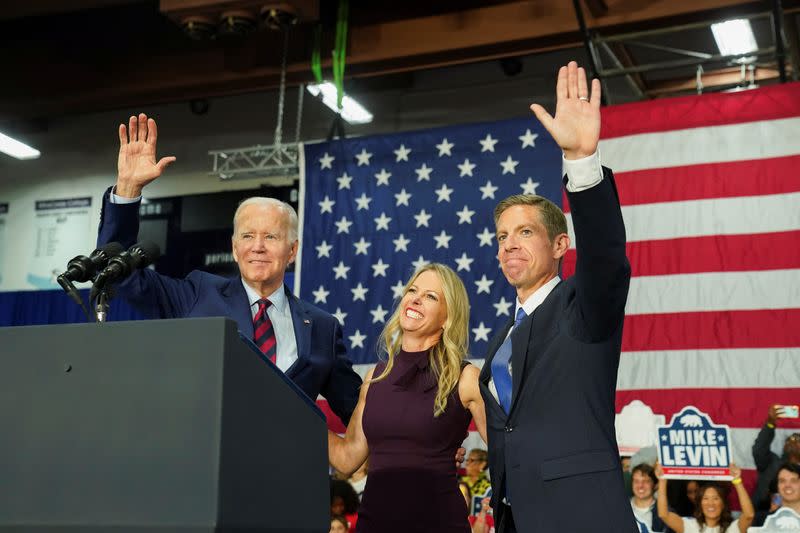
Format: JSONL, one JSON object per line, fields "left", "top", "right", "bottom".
{"left": 232, "top": 197, "right": 299, "bottom": 241}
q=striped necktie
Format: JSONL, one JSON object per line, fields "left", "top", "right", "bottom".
{"left": 253, "top": 299, "right": 277, "bottom": 364}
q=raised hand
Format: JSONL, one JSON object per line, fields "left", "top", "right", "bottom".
{"left": 116, "top": 113, "right": 176, "bottom": 198}
{"left": 730, "top": 462, "right": 742, "bottom": 480}
{"left": 530, "top": 61, "right": 601, "bottom": 160}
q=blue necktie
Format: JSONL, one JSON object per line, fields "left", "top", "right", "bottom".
{"left": 491, "top": 307, "right": 527, "bottom": 414}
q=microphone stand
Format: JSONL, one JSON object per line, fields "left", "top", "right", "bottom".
{"left": 94, "top": 289, "right": 110, "bottom": 323}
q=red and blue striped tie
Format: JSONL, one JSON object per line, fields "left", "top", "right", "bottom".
{"left": 253, "top": 299, "right": 277, "bottom": 363}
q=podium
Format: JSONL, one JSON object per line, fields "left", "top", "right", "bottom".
{"left": 0, "top": 318, "right": 329, "bottom": 532}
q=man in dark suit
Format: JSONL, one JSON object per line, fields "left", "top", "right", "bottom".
{"left": 478, "top": 61, "right": 635, "bottom": 532}
{"left": 97, "top": 113, "right": 362, "bottom": 424}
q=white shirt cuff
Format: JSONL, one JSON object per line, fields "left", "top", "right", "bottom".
{"left": 563, "top": 151, "right": 603, "bottom": 192}
{"left": 110, "top": 186, "right": 141, "bottom": 204}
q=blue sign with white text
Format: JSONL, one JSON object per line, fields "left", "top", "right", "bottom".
{"left": 656, "top": 406, "right": 732, "bottom": 480}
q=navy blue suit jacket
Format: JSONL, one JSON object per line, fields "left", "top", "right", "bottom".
{"left": 478, "top": 169, "right": 635, "bottom": 533}
{"left": 97, "top": 188, "right": 362, "bottom": 424}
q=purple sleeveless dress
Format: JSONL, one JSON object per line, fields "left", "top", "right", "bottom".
{"left": 357, "top": 349, "right": 472, "bottom": 533}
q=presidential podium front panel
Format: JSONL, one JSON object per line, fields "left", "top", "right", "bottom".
{"left": 0, "top": 318, "right": 329, "bottom": 532}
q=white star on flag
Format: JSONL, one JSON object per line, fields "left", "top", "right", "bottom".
{"left": 435, "top": 184, "right": 454, "bottom": 203}
{"left": 333, "top": 261, "right": 351, "bottom": 280}
{"left": 393, "top": 234, "right": 411, "bottom": 252}
{"left": 319, "top": 152, "right": 334, "bottom": 169}
{"left": 479, "top": 180, "right": 499, "bottom": 199}
{"left": 335, "top": 217, "right": 353, "bottom": 234}
{"left": 336, "top": 172, "right": 353, "bottom": 190}
{"left": 414, "top": 209, "right": 432, "bottom": 228}
{"left": 394, "top": 144, "right": 411, "bottom": 162}
{"left": 312, "top": 285, "right": 330, "bottom": 304}
{"left": 355, "top": 193, "right": 372, "bottom": 211}
{"left": 315, "top": 241, "right": 332, "bottom": 258}
{"left": 348, "top": 329, "right": 367, "bottom": 348}
{"left": 375, "top": 168, "right": 392, "bottom": 186}
{"left": 520, "top": 177, "right": 540, "bottom": 194}
{"left": 458, "top": 158, "right": 476, "bottom": 177}
{"left": 370, "top": 305, "right": 389, "bottom": 323}
{"left": 333, "top": 261, "right": 350, "bottom": 279}
{"left": 519, "top": 129, "right": 538, "bottom": 148}
{"left": 355, "top": 148, "right": 372, "bottom": 166}
{"left": 333, "top": 307, "right": 347, "bottom": 325}
{"left": 374, "top": 212, "right": 392, "bottom": 231}
{"left": 372, "top": 258, "right": 390, "bottom": 277}
{"left": 455, "top": 252, "right": 474, "bottom": 272}
{"left": 456, "top": 205, "right": 475, "bottom": 224}
{"left": 394, "top": 188, "right": 412, "bottom": 206}
{"left": 411, "top": 255, "right": 428, "bottom": 271}
{"left": 434, "top": 230, "right": 452, "bottom": 249}
{"left": 476, "top": 227, "right": 494, "bottom": 247}
{"left": 353, "top": 237, "right": 371, "bottom": 255}
{"left": 479, "top": 133, "right": 498, "bottom": 152}
{"left": 436, "top": 138, "right": 454, "bottom": 156}
{"left": 318, "top": 195, "right": 335, "bottom": 214}
{"left": 391, "top": 280, "right": 406, "bottom": 299}
{"left": 475, "top": 274, "right": 494, "bottom": 294}
{"left": 500, "top": 155, "right": 519, "bottom": 175}
{"left": 415, "top": 163, "right": 433, "bottom": 182}
{"left": 472, "top": 322, "right": 492, "bottom": 342}
{"left": 351, "top": 283, "right": 369, "bottom": 302}
{"left": 493, "top": 297, "right": 513, "bottom": 316}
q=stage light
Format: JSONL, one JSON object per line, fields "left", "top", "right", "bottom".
{"left": 711, "top": 19, "right": 757, "bottom": 58}
{"left": 306, "top": 82, "right": 373, "bottom": 124}
{"left": 0, "top": 131, "right": 40, "bottom": 160}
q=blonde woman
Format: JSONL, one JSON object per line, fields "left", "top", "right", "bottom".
{"left": 328, "top": 263, "right": 488, "bottom": 533}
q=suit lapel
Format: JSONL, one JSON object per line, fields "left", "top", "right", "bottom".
{"left": 508, "top": 313, "right": 534, "bottom": 412}
{"left": 480, "top": 318, "right": 513, "bottom": 384}
{"left": 222, "top": 277, "right": 255, "bottom": 337}
{"left": 286, "top": 286, "right": 312, "bottom": 364}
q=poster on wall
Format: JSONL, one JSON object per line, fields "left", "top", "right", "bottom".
{"left": 0, "top": 203, "right": 7, "bottom": 287}
{"left": 27, "top": 197, "right": 92, "bottom": 289}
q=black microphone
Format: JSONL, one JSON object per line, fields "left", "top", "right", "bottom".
{"left": 92, "top": 241, "right": 161, "bottom": 293}
{"left": 58, "top": 242, "right": 125, "bottom": 285}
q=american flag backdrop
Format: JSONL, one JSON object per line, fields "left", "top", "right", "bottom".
{"left": 298, "top": 82, "right": 800, "bottom": 494}
{"left": 297, "top": 117, "right": 563, "bottom": 363}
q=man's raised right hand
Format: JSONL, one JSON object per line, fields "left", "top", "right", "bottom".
{"left": 116, "top": 113, "right": 176, "bottom": 198}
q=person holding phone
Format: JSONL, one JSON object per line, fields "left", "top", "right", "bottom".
{"left": 752, "top": 405, "right": 800, "bottom": 512}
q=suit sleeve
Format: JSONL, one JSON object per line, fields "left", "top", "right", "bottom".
{"left": 319, "top": 319, "right": 363, "bottom": 426}
{"left": 96, "top": 186, "right": 200, "bottom": 319}
{"left": 565, "top": 167, "right": 631, "bottom": 342}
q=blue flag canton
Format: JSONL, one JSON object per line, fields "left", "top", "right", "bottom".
{"left": 300, "top": 116, "right": 563, "bottom": 364}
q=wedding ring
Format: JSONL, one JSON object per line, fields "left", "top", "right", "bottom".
{"left": 579, "top": 96, "right": 589, "bottom": 101}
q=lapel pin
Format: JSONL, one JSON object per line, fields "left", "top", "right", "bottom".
{"left": 303, "top": 319, "right": 311, "bottom": 324}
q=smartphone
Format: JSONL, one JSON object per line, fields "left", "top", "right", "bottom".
{"left": 778, "top": 405, "right": 800, "bottom": 418}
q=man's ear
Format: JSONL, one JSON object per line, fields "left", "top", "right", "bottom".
{"left": 287, "top": 240, "right": 299, "bottom": 264}
{"left": 553, "top": 232, "right": 570, "bottom": 259}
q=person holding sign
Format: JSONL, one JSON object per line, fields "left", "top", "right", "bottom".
{"left": 654, "top": 462, "right": 754, "bottom": 533}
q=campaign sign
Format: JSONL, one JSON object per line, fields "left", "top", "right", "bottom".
{"left": 656, "top": 406, "right": 732, "bottom": 480}
{"left": 748, "top": 507, "right": 800, "bottom": 532}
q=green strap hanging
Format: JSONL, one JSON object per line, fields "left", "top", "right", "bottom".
{"left": 332, "top": 0, "right": 349, "bottom": 110}
{"left": 311, "top": 25, "right": 323, "bottom": 84}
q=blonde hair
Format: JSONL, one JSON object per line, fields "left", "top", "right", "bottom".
{"left": 370, "top": 263, "right": 470, "bottom": 417}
